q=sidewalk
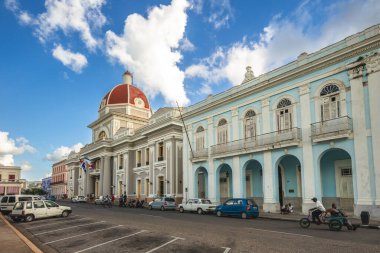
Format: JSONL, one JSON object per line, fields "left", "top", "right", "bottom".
{"left": 258, "top": 212, "right": 380, "bottom": 229}
{"left": 0, "top": 214, "right": 42, "bottom": 253}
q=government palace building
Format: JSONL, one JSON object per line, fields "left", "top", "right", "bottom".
{"left": 67, "top": 24, "right": 380, "bottom": 217}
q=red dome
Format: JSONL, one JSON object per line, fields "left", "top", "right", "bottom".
{"left": 100, "top": 83, "right": 150, "bottom": 109}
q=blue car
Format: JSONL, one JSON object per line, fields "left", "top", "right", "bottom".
{"left": 215, "top": 198, "right": 259, "bottom": 219}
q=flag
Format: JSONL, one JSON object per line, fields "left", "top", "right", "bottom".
{"left": 83, "top": 157, "right": 94, "bottom": 171}
{"left": 80, "top": 159, "right": 86, "bottom": 173}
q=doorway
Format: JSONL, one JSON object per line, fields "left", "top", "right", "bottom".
{"left": 158, "top": 176, "right": 164, "bottom": 196}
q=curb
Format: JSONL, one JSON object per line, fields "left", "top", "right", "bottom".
{"left": 258, "top": 216, "right": 380, "bottom": 229}
{"left": 0, "top": 214, "right": 43, "bottom": 253}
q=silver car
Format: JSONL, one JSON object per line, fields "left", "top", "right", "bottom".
{"left": 149, "top": 197, "right": 176, "bottom": 211}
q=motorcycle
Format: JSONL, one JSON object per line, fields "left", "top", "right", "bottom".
{"left": 299, "top": 209, "right": 357, "bottom": 231}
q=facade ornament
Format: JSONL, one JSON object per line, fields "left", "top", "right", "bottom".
{"left": 299, "top": 84, "right": 310, "bottom": 96}
{"left": 241, "top": 66, "right": 255, "bottom": 84}
{"left": 366, "top": 53, "right": 380, "bottom": 74}
{"left": 207, "top": 117, "right": 213, "bottom": 125}
{"left": 348, "top": 64, "right": 364, "bottom": 80}
{"left": 231, "top": 107, "right": 238, "bottom": 117}
{"left": 262, "top": 98, "right": 270, "bottom": 107}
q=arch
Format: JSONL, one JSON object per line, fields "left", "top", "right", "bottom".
{"left": 216, "top": 163, "right": 233, "bottom": 203}
{"left": 196, "top": 126, "right": 205, "bottom": 133}
{"left": 245, "top": 110, "right": 256, "bottom": 118}
{"left": 315, "top": 79, "right": 346, "bottom": 97}
{"left": 319, "top": 148, "right": 353, "bottom": 211}
{"left": 274, "top": 155, "right": 303, "bottom": 209}
{"left": 98, "top": 131, "right": 107, "bottom": 140}
{"left": 242, "top": 159, "right": 263, "bottom": 206}
{"left": 218, "top": 118, "right": 227, "bottom": 126}
{"left": 272, "top": 95, "right": 297, "bottom": 110}
{"left": 277, "top": 98, "right": 292, "bottom": 109}
{"left": 320, "top": 84, "right": 340, "bottom": 96}
{"left": 194, "top": 167, "right": 208, "bottom": 198}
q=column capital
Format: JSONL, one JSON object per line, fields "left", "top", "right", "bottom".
{"left": 348, "top": 64, "right": 364, "bottom": 80}
{"left": 298, "top": 84, "right": 310, "bottom": 96}
{"left": 207, "top": 117, "right": 213, "bottom": 125}
{"left": 231, "top": 107, "right": 238, "bottom": 117}
{"left": 366, "top": 53, "right": 380, "bottom": 74}
{"left": 262, "top": 98, "right": 270, "bottom": 107}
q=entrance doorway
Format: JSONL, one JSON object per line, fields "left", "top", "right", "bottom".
{"left": 278, "top": 166, "right": 284, "bottom": 207}
{"left": 137, "top": 180, "right": 141, "bottom": 199}
{"left": 158, "top": 176, "right": 164, "bottom": 196}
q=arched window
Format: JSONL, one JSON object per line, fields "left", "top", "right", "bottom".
{"left": 195, "top": 126, "right": 205, "bottom": 151}
{"left": 244, "top": 110, "right": 256, "bottom": 139}
{"left": 277, "top": 98, "right": 293, "bottom": 132}
{"left": 217, "top": 119, "right": 228, "bottom": 144}
{"left": 98, "top": 131, "right": 107, "bottom": 140}
{"left": 320, "top": 84, "right": 340, "bottom": 121}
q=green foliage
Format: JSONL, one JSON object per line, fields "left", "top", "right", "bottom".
{"left": 22, "top": 188, "right": 47, "bottom": 196}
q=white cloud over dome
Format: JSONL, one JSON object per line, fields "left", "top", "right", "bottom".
{"left": 52, "top": 45, "right": 88, "bottom": 73}
{"left": 105, "top": 0, "right": 191, "bottom": 106}
{"left": 44, "top": 143, "right": 84, "bottom": 162}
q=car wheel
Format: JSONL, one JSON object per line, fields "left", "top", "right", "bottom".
{"left": 25, "top": 214, "right": 34, "bottom": 222}
{"left": 179, "top": 207, "right": 184, "bottom": 213}
{"left": 241, "top": 212, "right": 247, "bottom": 219}
{"left": 197, "top": 208, "right": 203, "bottom": 215}
{"left": 62, "top": 211, "right": 70, "bottom": 217}
{"left": 149, "top": 205, "right": 152, "bottom": 210}
{"left": 161, "top": 206, "right": 165, "bottom": 211}
{"left": 216, "top": 210, "right": 222, "bottom": 217}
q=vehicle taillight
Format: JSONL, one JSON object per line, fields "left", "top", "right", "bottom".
{"left": 246, "top": 205, "right": 251, "bottom": 211}
{"left": 164, "top": 202, "right": 167, "bottom": 205}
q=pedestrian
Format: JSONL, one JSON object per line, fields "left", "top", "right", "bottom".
{"left": 111, "top": 194, "right": 115, "bottom": 206}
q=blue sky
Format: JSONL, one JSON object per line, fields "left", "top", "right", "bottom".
{"left": 0, "top": 0, "right": 379, "bottom": 181}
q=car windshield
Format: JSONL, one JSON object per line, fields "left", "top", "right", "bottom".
{"left": 247, "top": 199, "right": 257, "bottom": 205}
{"left": 13, "top": 202, "right": 24, "bottom": 210}
{"left": 45, "top": 201, "right": 59, "bottom": 208}
{"left": 201, "top": 200, "right": 212, "bottom": 204}
{"left": 165, "top": 198, "right": 175, "bottom": 202}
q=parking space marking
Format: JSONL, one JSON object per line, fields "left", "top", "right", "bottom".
{"left": 73, "top": 230, "right": 146, "bottom": 253}
{"left": 27, "top": 217, "right": 88, "bottom": 229}
{"left": 140, "top": 214, "right": 162, "bottom": 218}
{"left": 34, "top": 221, "right": 106, "bottom": 235}
{"left": 247, "top": 228, "right": 313, "bottom": 238}
{"left": 145, "top": 236, "right": 185, "bottom": 253}
{"left": 44, "top": 225, "right": 123, "bottom": 245}
{"left": 221, "top": 247, "right": 231, "bottom": 253}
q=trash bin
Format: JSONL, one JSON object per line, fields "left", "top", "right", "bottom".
{"left": 360, "top": 211, "right": 370, "bottom": 225}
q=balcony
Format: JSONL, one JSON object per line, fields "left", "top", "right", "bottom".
{"left": 89, "top": 169, "right": 100, "bottom": 175}
{"left": 190, "top": 148, "right": 208, "bottom": 161}
{"left": 210, "top": 128, "right": 302, "bottom": 157}
{"left": 311, "top": 116, "right": 352, "bottom": 142}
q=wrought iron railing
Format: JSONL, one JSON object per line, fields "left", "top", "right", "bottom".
{"left": 210, "top": 128, "right": 302, "bottom": 156}
{"left": 311, "top": 116, "right": 352, "bottom": 140}
{"left": 190, "top": 148, "right": 208, "bottom": 160}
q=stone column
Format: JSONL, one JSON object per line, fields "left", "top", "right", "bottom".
{"left": 182, "top": 131, "right": 189, "bottom": 202}
{"left": 262, "top": 98, "right": 279, "bottom": 212}
{"left": 149, "top": 144, "right": 155, "bottom": 197}
{"left": 123, "top": 152, "right": 128, "bottom": 195}
{"left": 367, "top": 54, "right": 380, "bottom": 207}
{"left": 187, "top": 125, "right": 194, "bottom": 199}
{"left": 207, "top": 117, "right": 217, "bottom": 203}
{"left": 231, "top": 107, "right": 239, "bottom": 141}
{"left": 99, "top": 157, "right": 104, "bottom": 196}
{"left": 102, "top": 156, "right": 111, "bottom": 196}
{"left": 232, "top": 156, "right": 242, "bottom": 197}
{"left": 348, "top": 64, "right": 372, "bottom": 215}
{"left": 299, "top": 84, "right": 316, "bottom": 213}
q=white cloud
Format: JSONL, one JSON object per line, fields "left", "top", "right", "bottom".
{"left": 20, "top": 161, "right": 32, "bottom": 171}
{"left": 4, "top": 0, "right": 18, "bottom": 12}
{"left": 52, "top": 45, "right": 88, "bottom": 73}
{"left": 36, "top": 0, "right": 106, "bottom": 50}
{"left": 208, "top": 0, "right": 233, "bottom": 29}
{"left": 179, "top": 37, "right": 195, "bottom": 51}
{"left": 189, "top": 0, "right": 203, "bottom": 14}
{"left": 19, "top": 11, "right": 33, "bottom": 24}
{"left": 4, "top": 0, "right": 34, "bottom": 25}
{"left": 0, "top": 131, "right": 36, "bottom": 166}
{"left": 44, "top": 143, "right": 83, "bottom": 162}
{"left": 186, "top": 0, "right": 380, "bottom": 87}
{"left": 105, "top": 0, "right": 191, "bottom": 106}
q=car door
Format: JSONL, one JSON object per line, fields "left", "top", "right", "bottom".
{"left": 33, "top": 201, "right": 47, "bottom": 218}
{"left": 44, "top": 200, "right": 61, "bottom": 216}
{"left": 232, "top": 199, "right": 244, "bottom": 215}
{"left": 192, "top": 199, "right": 199, "bottom": 211}
{"left": 222, "top": 199, "right": 235, "bottom": 214}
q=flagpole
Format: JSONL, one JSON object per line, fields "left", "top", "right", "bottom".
{"left": 176, "top": 101, "right": 194, "bottom": 159}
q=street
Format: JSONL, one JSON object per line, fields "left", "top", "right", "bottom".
{"left": 9, "top": 201, "right": 380, "bottom": 253}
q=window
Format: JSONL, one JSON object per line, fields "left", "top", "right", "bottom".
{"left": 320, "top": 84, "right": 340, "bottom": 121}
{"left": 45, "top": 201, "right": 59, "bottom": 208}
{"left": 146, "top": 148, "right": 150, "bottom": 165}
{"left": 195, "top": 126, "right": 205, "bottom": 151}
{"left": 165, "top": 198, "right": 175, "bottom": 202}
{"left": 98, "top": 131, "right": 107, "bottom": 140}
{"left": 137, "top": 150, "right": 142, "bottom": 167}
{"left": 26, "top": 202, "right": 32, "bottom": 209}
{"left": 277, "top": 98, "right": 293, "bottom": 132}
{"left": 33, "top": 201, "right": 45, "bottom": 209}
{"left": 14, "top": 202, "right": 24, "bottom": 210}
{"left": 119, "top": 155, "right": 124, "bottom": 169}
{"left": 145, "top": 178, "right": 149, "bottom": 195}
{"left": 224, "top": 199, "right": 234, "bottom": 205}
{"left": 1, "top": 197, "right": 8, "bottom": 203}
{"left": 19, "top": 197, "right": 32, "bottom": 202}
{"left": 341, "top": 168, "right": 352, "bottom": 176}
{"left": 244, "top": 110, "right": 256, "bottom": 139}
{"left": 201, "top": 199, "right": 212, "bottom": 204}
{"left": 217, "top": 119, "right": 228, "bottom": 144}
{"left": 8, "top": 196, "right": 16, "bottom": 203}
{"left": 8, "top": 175, "right": 15, "bottom": 182}
{"left": 158, "top": 142, "right": 164, "bottom": 161}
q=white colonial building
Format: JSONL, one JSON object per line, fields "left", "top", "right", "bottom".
{"left": 68, "top": 72, "right": 184, "bottom": 202}
{"left": 182, "top": 24, "right": 380, "bottom": 217}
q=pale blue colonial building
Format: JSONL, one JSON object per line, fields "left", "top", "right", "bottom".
{"left": 182, "top": 24, "right": 380, "bottom": 217}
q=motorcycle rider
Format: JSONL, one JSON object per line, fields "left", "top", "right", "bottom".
{"left": 309, "top": 197, "right": 325, "bottom": 224}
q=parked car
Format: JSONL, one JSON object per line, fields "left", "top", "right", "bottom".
{"left": 149, "top": 197, "right": 176, "bottom": 211}
{"left": 0, "top": 195, "right": 41, "bottom": 214}
{"left": 71, "top": 196, "right": 87, "bottom": 203}
{"left": 46, "top": 196, "right": 56, "bottom": 201}
{"left": 215, "top": 198, "right": 259, "bottom": 219}
{"left": 10, "top": 200, "right": 72, "bottom": 222}
{"left": 178, "top": 198, "right": 216, "bottom": 214}
{"left": 94, "top": 196, "right": 103, "bottom": 205}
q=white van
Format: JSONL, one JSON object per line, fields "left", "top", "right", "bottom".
{"left": 0, "top": 195, "right": 41, "bottom": 214}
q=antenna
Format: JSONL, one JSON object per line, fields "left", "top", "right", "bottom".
{"left": 176, "top": 101, "right": 194, "bottom": 159}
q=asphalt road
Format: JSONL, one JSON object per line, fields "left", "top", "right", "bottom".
{"left": 11, "top": 201, "right": 380, "bottom": 253}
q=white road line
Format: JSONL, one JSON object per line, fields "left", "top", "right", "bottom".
{"left": 44, "top": 225, "right": 123, "bottom": 244}
{"left": 139, "top": 214, "right": 162, "bottom": 218}
{"left": 145, "top": 236, "right": 185, "bottom": 253}
{"left": 34, "top": 221, "right": 105, "bottom": 236}
{"left": 221, "top": 247, "right": 231, "bottom": 253}
{"left": 248, "top": 228, "right": 313, "bottom": 238}
{"left": 27, "top": 218, "right": 88, "bottom": 229}
{"left": 73, "top": 230, "right": 146, "bottom": 253}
